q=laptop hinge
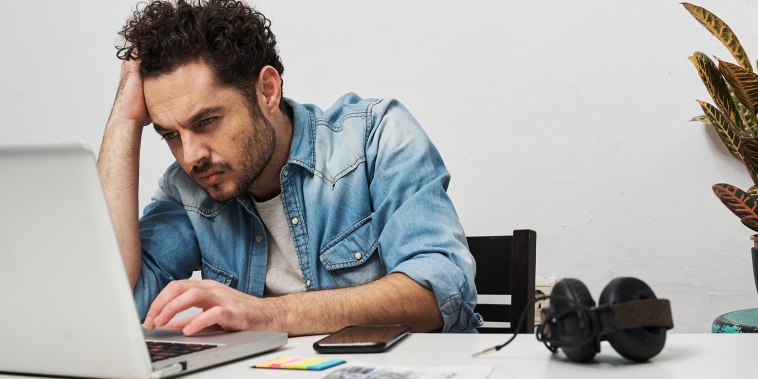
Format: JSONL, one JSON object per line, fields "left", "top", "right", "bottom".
{"left": 150, "top": 362, "right": 185, "bottom": 378}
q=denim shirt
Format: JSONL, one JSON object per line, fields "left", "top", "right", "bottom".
{"left": 135, "top": 93, "right": 483, "bottom": 332}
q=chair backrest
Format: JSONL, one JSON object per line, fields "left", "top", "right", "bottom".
{"left": 467, "top": 229, "right": 536, "bottom": 334}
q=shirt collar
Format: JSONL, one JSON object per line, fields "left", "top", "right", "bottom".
{"left": 283, "top": 97, "right": 316, "bottom": 173}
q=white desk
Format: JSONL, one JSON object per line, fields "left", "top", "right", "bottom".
{"left": 182, "top": 333, "right": 753, "bottom": 378}
{"left": 1, "top": 333, "right": 754, "bottom": 378}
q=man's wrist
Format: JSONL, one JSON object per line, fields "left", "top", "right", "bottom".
{"left": 261, "top": 295, "right": 293, "bottom": 332}
{"left": 105, "top": 117, "right": 146, "bottom": 134}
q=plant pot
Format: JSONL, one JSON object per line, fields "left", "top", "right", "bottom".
{"left": 750, "top": 235, "right": 758, "bottom": 295}
{"left": 712, "top": 236, "right": 758, "bottom": 333}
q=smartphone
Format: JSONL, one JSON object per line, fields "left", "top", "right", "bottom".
{"left": 312, "top": 324, "right": 410, "bottom": 353}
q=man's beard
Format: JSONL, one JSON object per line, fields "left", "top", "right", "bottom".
{"left": 191, "top": 118, "right": 276, "bottom": 202}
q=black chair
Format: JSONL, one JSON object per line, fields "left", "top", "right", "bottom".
{"left": 467, "top": 229, "right": 536, "bottom": 334}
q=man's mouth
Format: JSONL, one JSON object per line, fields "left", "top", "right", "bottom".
{"left": 196, "top": 170, "right": 224, "bottom": 186}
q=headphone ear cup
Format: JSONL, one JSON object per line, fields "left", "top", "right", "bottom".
{"left": 551, "top": 278, "right": 600, "bottom": 363}
{"left": 599, "top": 277, "right": 668, "bottom": 362}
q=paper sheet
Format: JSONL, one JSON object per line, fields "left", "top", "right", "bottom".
{"left": 321, "top": 364, "right": 493, "bottom": 379}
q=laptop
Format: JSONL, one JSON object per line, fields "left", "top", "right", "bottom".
{"left": 0, "top": 144, "right": 287, "bottom": 378}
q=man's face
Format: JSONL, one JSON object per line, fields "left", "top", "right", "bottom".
{"left": 144, "top": 60, "right": 275, "bottom": 201}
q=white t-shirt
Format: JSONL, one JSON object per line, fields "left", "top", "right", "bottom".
{"left": 253, "top": 194, "right": 306, "bottom": 296}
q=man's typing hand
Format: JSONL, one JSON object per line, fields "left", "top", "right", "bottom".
{"left": 143, "top": 280, "right": 284, "bottom": 336}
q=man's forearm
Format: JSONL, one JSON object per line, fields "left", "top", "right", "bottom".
{"left": 99, "top": 59, "right": 151, "bottom": 290}
{"left": 145, "top": 272, "right": 444, "bottom": 336}
{"left": 272, "top": 273, "right": 443, "bottom": 336}
{"left": 98, "top": 120, "right": 143, "bottom": 289}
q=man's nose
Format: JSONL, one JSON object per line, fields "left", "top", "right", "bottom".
{"left": 182, "top": 133, "right": 210, "bottom": 166}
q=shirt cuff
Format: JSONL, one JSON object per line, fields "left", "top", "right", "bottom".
{"left": 390, "top": 254, "right": 483, "bottom": 332}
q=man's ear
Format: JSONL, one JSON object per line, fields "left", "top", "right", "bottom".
{"left": 256, "top": 66, "right": 282, "bottom": 116}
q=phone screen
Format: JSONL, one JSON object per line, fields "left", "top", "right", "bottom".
{"left": 313, "top": 324, "right": 410, "bottom": 353}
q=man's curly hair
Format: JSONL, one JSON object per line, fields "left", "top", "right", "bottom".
{"left": 117, "top": 0, "right": 286, "bottom": 113}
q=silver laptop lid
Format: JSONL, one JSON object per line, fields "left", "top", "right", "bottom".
{"left": 0, "top": 144, "right": 153, "bottom": 378}
{"left": 0, "top": 144, "right": 287, "bottom": 379}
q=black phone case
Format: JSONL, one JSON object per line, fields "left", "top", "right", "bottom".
{"left": 312, "top": 325, "right": 410, "bottom": 353}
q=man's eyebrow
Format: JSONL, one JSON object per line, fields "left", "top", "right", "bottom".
{"left": 153, "top": 123, "right": 171, "bottom": 134}
{"left": 152, "top": 106, "right": 225, "bottom": 134}
{"left": 186, "top": 106, "right": 224, "bottom": 128}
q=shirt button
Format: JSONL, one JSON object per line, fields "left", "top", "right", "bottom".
{"left": 305, "top": 280, "right": 312, "bottom": 287}
{"left": 255, "top": 235, "right": 262, "bottom": 243}
{"left": 282, "top": 169, "right": 289, "bottom": 177}
{"left": 291, "top": 217, "right": 299, "bottom": 225}
{"left": 354, "top": 252, "right": 362, "bottom": 260}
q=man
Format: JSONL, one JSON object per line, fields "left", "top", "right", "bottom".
{"left": 99, "top": 0, "right": 480, "bottom": 336}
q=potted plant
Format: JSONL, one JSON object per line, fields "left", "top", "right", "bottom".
{"left": 683, "top": 3, "right": 758, "bottom": 294}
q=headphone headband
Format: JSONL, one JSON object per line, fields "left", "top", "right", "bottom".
{"left": 541, "top": 298, "right": 673, "bottom": 341}
{"left": 610, "top": 298, "right": 673, "bottom": 331}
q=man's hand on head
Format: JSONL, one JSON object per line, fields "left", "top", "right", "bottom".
{"left": 108, "top": 58, "right": 151, "bottom": 129}
{"left": 143, "top": 280, "right": 284, "bottom": 336}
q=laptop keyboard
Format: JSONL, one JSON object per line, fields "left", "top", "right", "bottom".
{"left": 147, "top": 341, "right": 219, "bottom": 362}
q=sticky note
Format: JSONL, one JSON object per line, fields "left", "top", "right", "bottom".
{"left": 253, "top": 357, "right": 346, "bottom": 370}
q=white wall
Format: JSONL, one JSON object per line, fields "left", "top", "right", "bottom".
{"left": 2, "top": 0, "right": 756, "bottom": 333}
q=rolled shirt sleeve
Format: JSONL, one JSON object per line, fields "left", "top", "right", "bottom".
{"left": 365, "top": 99, "right": 482, "bottom": 332}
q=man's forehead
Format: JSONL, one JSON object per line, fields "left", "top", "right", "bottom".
{"left": 143, "top": 61, "right": 229, "bottom": 122}
{"left": 144, "top": 63, "right": 212, "bottom": 106}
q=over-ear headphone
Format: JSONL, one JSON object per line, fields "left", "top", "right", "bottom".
{"left": 536, "top": 277, "right": 674, "bottom": 362}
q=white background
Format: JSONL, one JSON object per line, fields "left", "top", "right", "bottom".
{"left": 2, "top": 0, "right": 757, "bottom": 332}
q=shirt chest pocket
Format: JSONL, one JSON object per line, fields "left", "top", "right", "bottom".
{"left": 318, "top": 215, "right": 386, "bottom": 287}
{"left": 200, "top": 257, "right": 234, "bottom": 286}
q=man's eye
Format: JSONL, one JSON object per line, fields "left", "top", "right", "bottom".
{"left": 199, "top": 117, "right": 217, "bottom": 127}
{"left": 161, "top": 131, "right": 179, "bottom": 141}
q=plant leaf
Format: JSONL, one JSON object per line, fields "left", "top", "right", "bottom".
{"left": 691, "top": 114, "right": 709, "bottom": 123}
{"left": 741, "top": 216, "right": 758, "bottom": 233}
{"left": 712, "top": 183, "right": 758, "bottom": 223}
{"left": 719, "top": 59, "right": 758, "bottom": 115}
{"left": 697, "top": 100, "right": 742, "bottom": 159}
{"left": 736, "top": 94, "right": 758, "bottom": 136}
{"left": 683, "top": 3, "right": 752, "bottom": 71}
{"left": 689, "top": 52, "right": 745, "bottom": 131}
{"left": 725, "top": 84, "right": 757, "bottom": 135}
{"left": 738, "top": 137, "right": 758, "bottom": 187}
{"left": 750, "top": 186, "right": 758, "bottom": 196}
{"left": 723, "top": 84, "right": 758, "bottom": 136}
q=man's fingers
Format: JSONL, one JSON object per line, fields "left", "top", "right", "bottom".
{"left": 182, "top": 306, "right": 229, "bottom": 336}
{"left": 145, "top": 280, "right": 192, "bottom": 328}
{"left": 147, "top": 280, "right": 228, "bottom": 328}
{"left": 117, "top": 59, "right": 141, "bottom": 94}
{"left": 152, "top": 286, "right": 213, "bottom": 328}
{"left": 164, "top": 312, "right": 198, "bottom": 329}
{"left": 121, "top": 56, "right": 141, "bottom": 75}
